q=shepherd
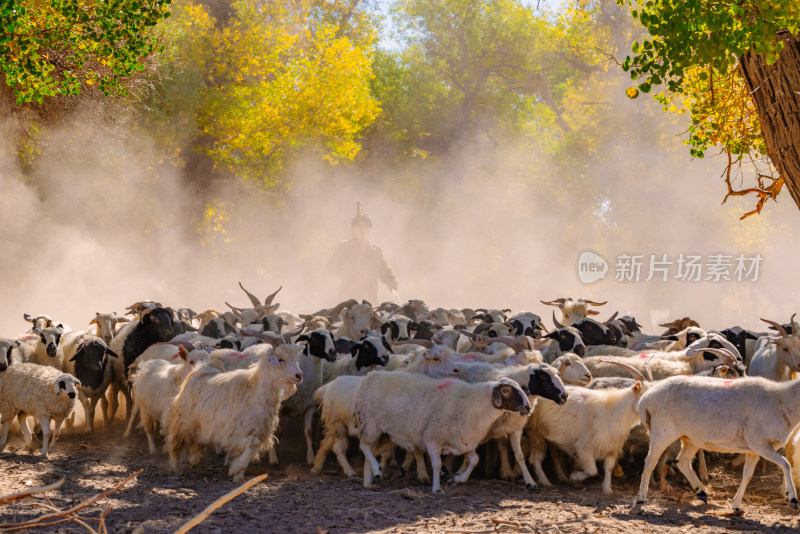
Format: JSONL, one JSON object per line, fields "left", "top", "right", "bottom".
{"left": 327, "top": 202, "right": 399, "bottom": 304}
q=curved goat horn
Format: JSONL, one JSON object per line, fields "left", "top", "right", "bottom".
{"left": 241, "top": 328, "right": 282, "bottom": 347}
{"left": 604, "top": 311, "right": 619, "bottom": 325}
{"left": 761, "top": 317, "right": 789, "bottom": 338}
{"left": 552, "top": 311, "right": 565, "bottom": 329}
{"left": 238, "top": 282, "right": 263, "bottom": 308}
{"left": 264, "top": 286, "right": 283, "bottom": 307}
{"left": 282, "top": 325, "right": 304, "bottom": 344}
{"left": 540, "top": 298, "right": 568, "bottom": 307}
{"left": 701, "top": 348, "right": 739, "bottom": 368}
{"left": 598, "top": 358, "right": 649, "bottom": 383}
{"left": 579, "top": 299, "right": 607, "bottom": 306}
{"left": 791, "top": 313, "right": 799, "bottom": 337}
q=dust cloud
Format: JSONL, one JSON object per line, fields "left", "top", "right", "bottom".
{"left": 2, "top": 90, "right": 799, "bottom": 338}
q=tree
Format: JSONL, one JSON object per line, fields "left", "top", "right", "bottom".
{"left": 0, "top": 0, "right": 172, "bottom": 104}
{"left": 619, "top": 0, "right": 800, "bottom": 217}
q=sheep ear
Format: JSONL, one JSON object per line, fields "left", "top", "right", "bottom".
{"left": 89, "top": 318, "right": 97, "bottom": 325}
{"left": 632, "top": 381, "right": 643, "bottom": 394}
{"left": 296, "top": 334, "right": 310, "bottom": 343}
{"left": 661, "top": 335, "right": 679, "bottom": 341}
{"left": 267, "top": 349, "right": 281, "bottom": 367}
{"left": 53, "top": 380, "right": 62, "bottom": 395}
{"left": 106, "top": 348, "right": 119, "bottom": 359}
{"left": 587, "top": 310, "right": 600, "bottom": 316}
{"left": 178, "top": 345, "right": 189, "bottom": 361}
{"left": 491, "top": 385, "right": 503, "bottom": 409}
{"left": 350, "top": 343, "right": 361, "bottom": 357}
{"left": 380, "top": 323, "right": 390, "bottom": 334}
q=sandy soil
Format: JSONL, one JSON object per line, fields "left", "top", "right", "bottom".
{"left": 2, "top": 428, "right": 800, "bottom": 534}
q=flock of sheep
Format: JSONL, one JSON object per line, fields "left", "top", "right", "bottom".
{"left": 3, "top": 287, "right": 800, "bottom": 514}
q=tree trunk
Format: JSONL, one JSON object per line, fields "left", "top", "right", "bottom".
{"left": 739, "top": 31, "right": 800, "bottom": 209}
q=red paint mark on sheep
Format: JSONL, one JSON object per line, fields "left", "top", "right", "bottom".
{"left": 231, "top": 352, "right": 248, "bottom": 359}
{"left": 723, "top": 380, "right": 734, "bottom": 387}
{"left": 461, "top": 354, "right": 479, "bottom": 360}
{"left": 437, "top": 379, "right": 456, "bottom": 390}
{"left": 639, "top": 353, "right": 648, "bottom": 359}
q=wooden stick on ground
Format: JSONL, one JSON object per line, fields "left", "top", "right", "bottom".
{"left": 0, "top": 480, "right": 65, "bottom": 505}
{"left": 0, "top": 469, "right": 141, "bottom": 533}
{"left": 174, "top": 474, "right": 268, "bottom": 534}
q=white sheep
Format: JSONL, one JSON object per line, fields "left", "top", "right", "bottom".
{"left": 0, "top": 363, "right": 80, "bottom": 456}
{"left": 165, "top": 338, "right": 303, "bottom": 482}
{"left": 583, "top": 333, "right": 740, "bottom": 380}
{"left": 125, "top": 345, "right": 214, "bottom": 454}
{"left": 17, "top": 325, "right": 65, "bottom": 368}
{"left": 333, "top": 303, "right": 379, "bottom": 340}
{"left": 634, "top": 374, "right": 800, "bottom": 511}
{"left": 526, "top": 359, "right": 651, "bottom": 494}
{"left": 311, "top": 343, "right": 461, "bottom": 478}
{"left": 322, "top": 334, "right": 392, "bottom": 383}
{"left": 87, "top": 312, "right": 129, "bottom": 346}
{"left": 748, "top": 317, "right": 800, "bottom": 381}
{"left": 354, "top": 371, "right": 533, "bottom": 493}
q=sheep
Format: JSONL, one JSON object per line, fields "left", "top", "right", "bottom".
{"left": 659, "top": 317, "right": 701, "bottom": 336}
{"left": 354, "top": 371, "right": 533, "bottom": 493}
{"left": 526, "top": 361, "right": 651, "bottom": 494}
{"left": 311, "top": 343, "right": 462, "bottom": 478}
{"left": 508, "top": 312, "right": 545, "bottom": 338}
{"left": 107, "top": 307, "right": 176, "bottom": 425}
{"left": 661, "top": 326, "right": 706, "bottom": 352}
{"left": 17, "top": 325, "right": 65, "bottom": 368}
{"left": 633, "top": 373, "right": 800, "bottom": 511}
{"left": 0, "top": 363, "right": 80, "bottom": 456}
{"left": 423, "top": 308, "right": 467, "bottom": 327}
{"left": 582, "top": 333, "right": 741, "bottom": 380}
{"left": 259, "top": 328, "right": 338, "bottom": 465}
{"left": 748, "top": 316, "right": 800, "bottom": 381}
{"left": 540, "top": 297, "right": 607, "bottom": 326}
{"left": 540, "top": 325, "right": 586, "bottom": 362}
{"left": 551, "top": 353, "right": 592, "bottom": 386}
{"left": 411, "top": 320, "right": 443, "bottom": 341}
{"left": 461, "top": 364, "right": 569, "bottom": 489}
{"left": 322, "top": 334, "right": 392, "bottom": 383}
{"left": 125, "top": 345, "right": 214, "bottom": 454}
{"left": 391, "top": 299, "right": 429, "bottom": 322}
{"left": 23, "top": 313, "right": 55, "bottom": 331}
{"left": 87, "top": 312, "right": 129, "bottom": 346}
{"left": 198, "top": 317, "right": 238, "bottom": 339}
{"left": 380, "top": 314, "right": 417, "bottom": 342}
{"left": 553, "top": 313, "right": 618, "bottom": 346}
{"left": 165, "top": 336, "right": 303, "bottom": 482}
{"left": 333, "top": 303, "right": 380, "bottom": 339}
{"left": 0, "top": 338, "right": 20, "bottom": 372}
{"left": 58, "top": 332, "right": 119, "bottom": 434}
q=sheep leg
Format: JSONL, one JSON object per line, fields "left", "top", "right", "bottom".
{"left": 451, "top": 450, "right": 480, "bottom": 485}
{"left": 551, "top": 444, "right": 570, "bottom": 482}
{"left": 19, "top": 415, "right": 33, "bottom": 444}
{"left": 569, "top": 451, "right": 598, "bottom": 482}
{"left": 267, "top": 444, "right": 279, "bottom": 465}
{"left": 400, "top": 450, "right": 415, "bottom": 477}
{"left": 497, "top": 437, "right": 515, "bottom": 480}
{"left": 188, "top": 442, "right": 204, "bottom": 467}
{"left": 697, "top": 450, "right": 708, "bottom": 485}
{"left": 87, "top": 395, "right": 102, "bottom": 435}
{"left": 673, "top": 440, "right": 708, "bottom": 503}
{"left": 38, "top": 416, "right": 52, "bottom": 457}
{"left": 509, "top": 429, "right": 537, "bottom": 490}
{"left": 747, "top": 441, "right": 798, "bottom": 508}
{"left": 414, "top": 450, "right": 429, "bottom": 483}
{"left": 303, "top": 408, "right": 315, "bottom": 465}
{"left": 730, "top": 453, "right": 759, "bottom": 511}
{"left": 123, "top": 401, "right": 139, "bottom": 439}
{"left": 49, "top": 418, "right": 64, "bottom": 453}
{"left": 140, "top": 411, "right": 157, "bottom": 455}
{"left": 527, "top": 433, "right": 553, "bottom": 487}
{"left": 426, "top": 442, "right": 445, "bottom": 494}
{"left": 100, "top": 393, "right": 110, "bottom": 431}
{"left": 360, "top": 442, "right": 382, "bottom": 487}
{"left": 0, "top": 419, "right": 10, "bottom": 451}
{"left": 228, "top": 437, "right": 259, "bottom": 483}
{"left": 601, "top": 455, "right": 617, "bottom": 495}
{"left": 635, "top": 428, "right": 677, "bottom": 506}
{"left": 107, "top": 385, "right": 119, "bottom": 427}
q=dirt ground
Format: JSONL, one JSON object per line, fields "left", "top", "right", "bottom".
{"left": 2, "top": 424, "right": 800, "bottom": 534}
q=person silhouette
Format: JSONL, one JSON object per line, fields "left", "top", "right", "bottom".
{"left": 327, "top": 213, "right": 398, "bottom": 304}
